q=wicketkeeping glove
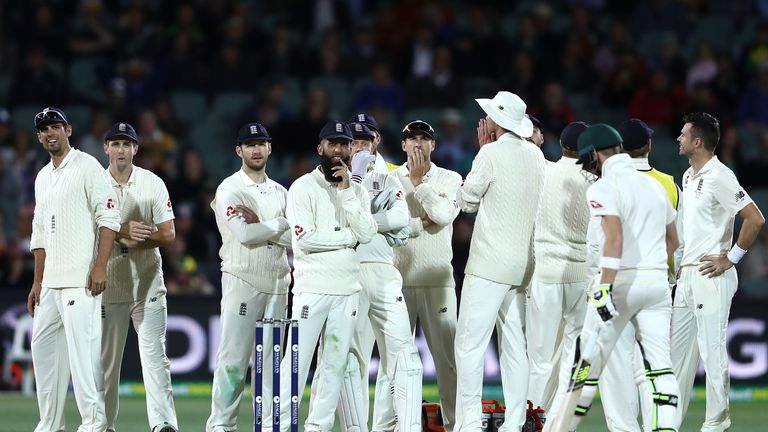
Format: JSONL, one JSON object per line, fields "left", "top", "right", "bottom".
{"left": 371, "top": 188, "right": 396, "bottom": 214}
{"left": 590, "top": 283, "right": 618, "bottom": 322}
{"left": 350, "top": 150, "right": 376, "bottom": 183}
{"left": 383, "top": 226, "right": 410, "bottom": 247}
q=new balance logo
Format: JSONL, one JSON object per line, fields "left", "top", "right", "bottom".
{"left": 352, "top": 310, "right": 357, "bottom": 317}
{"left": 150, "top": 297, "right": 157, "bottom": 302}
{"left": 439, "top": 307, "right": 448, "bottom": 313}
{"left": 68, "top": 300, "right": 75, "bottom": 306}
{"left": 239, "top": 303, "right": 247, "bottom": 316}
{"left": 301, "top": 305, "right": 309, "bottom": 319}
{"left": 396, "top": 296, "right": 403, "bottom": 302}
{"left": 101, "top": 305, "right": 105, "bottom": 318}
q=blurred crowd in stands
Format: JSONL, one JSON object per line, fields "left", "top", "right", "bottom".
{"left": 2, "top": 0, "right": 768, "bottom": 297}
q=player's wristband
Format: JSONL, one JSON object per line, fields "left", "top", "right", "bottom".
{"left": 599, "top": 256, "right": 621, "bottom": 270}
{"left": 726, "top": 245, "right": 747, "bottom": 264}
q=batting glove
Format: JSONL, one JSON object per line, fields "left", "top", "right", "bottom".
{"left": 350, "top": 150, "right": 375, "bottom": 183}
{"left": 590, "top": 283, "right": 618, "bottom": 321}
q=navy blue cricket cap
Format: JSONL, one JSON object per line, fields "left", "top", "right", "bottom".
{"left": 104, "top": 122, "right": 139, "bottom": 142}
{"left": 527, "top": 114, "right": 543, "bottom": 130}
{"left": 349, "top": 122, "right": 375, "bottom": 140}
{"left": 349, "top": 113, "right": 379, "bottom": 131}
{"left": 34, "top": 107, "right": 68, "bottom": 128}
{"left": 619, "top": 118, "right": 654, "bottom": 151}
{"left": 237, "top": 123, "right": 271, "bottom": 143}
{"left": 319, "top": 120, "right": 353, "bottom": 141}
{"left": 560, "top": 121, "right": 589, "bottom": 152}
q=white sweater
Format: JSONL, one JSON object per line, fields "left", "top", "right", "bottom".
{"left": 288, "top": 168, "right": 377, "bottom": 295}
{"left": 105, "top": 166, "right": 175, "bottom": 303}
{"left": 212, "top": 170, "right": 292, "bottom": 294}
{"left": 458, "top": 134, "right": 545, "bottom": 285}
{"left": 533, "top": 157, "right": 593, "bottom": 283}
{"left": 393, "top": 163, "right": 462, "bottom": 288}
{"left": 357, "top": 171, "right": 409, "bottom": 264}
{"left": 31, "top": 148, "right": 121, "bottom": 288}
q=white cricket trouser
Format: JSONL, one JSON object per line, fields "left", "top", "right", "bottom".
{"left": 401, "top": 285, "right": 458, "bottom": 431}
{"left": 546, "top": 270, "right": 679, "bottom": 432}
{"left": 207, "top": 273, "right": 287, "bottom": 432}
{"left": 598, "top": 325, "right": 644, "bottom": 432}
{"left": 340, "top": 263, "right": 416, "bottom": 432}
{"left": 32, "top": 287, "right": 106, "bottom": 432}
{"left": 671, "top": 266, "right": 737, "bottom": 432}
{"left": 455, "top": 275, "right": 527, "bottom": 432}
{"left": 525, "top": 279, "right": 587, "bottom": 411}
{"left": 264, "top": 291, "right": 359, "bottom": 432}
{"left": 102, "top": 293, "right": 178, "bottom": 432}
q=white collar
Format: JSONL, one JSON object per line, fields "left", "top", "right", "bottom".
{"left": 106, "top": 164, "right": 137, "bottom": 186}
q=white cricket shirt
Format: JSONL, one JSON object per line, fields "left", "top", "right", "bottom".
{"left": 104, "top": 165, "right": 174, "bottom": 303}
{"left": 288, "top": 167, "right": 377, "bottom": 295}
{"left": 393, "top": 162, "right": 462, "bottom": 288}
{"left": 458, "top": 133, "right": 545, "bottom": 285}
{"left": 586, "top": 154, "right": 675, "bottom": 271}
{"left": 679, "top": 156, "right": 752, "bottom": 267}
{"left": 30, "top": 148, "right": 121, "bottom": 288}
{"left": 357, "top": 171, "right": 409, "bottom": 264}
{"left": 533, "top": 156, "right": 593, "bottom": 283}
{"left": 212, "top": 170, "right": 292, "bottom": 293}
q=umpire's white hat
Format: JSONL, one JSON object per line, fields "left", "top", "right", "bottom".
{"left": 475, "top": 91, "right": 533, "bottom": 138}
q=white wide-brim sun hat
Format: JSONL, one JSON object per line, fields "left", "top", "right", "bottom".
{"left": 475, "top": 91, "right": 533, "bottom": 138}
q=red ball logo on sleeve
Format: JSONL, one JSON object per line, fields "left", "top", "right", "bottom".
{"left": 294, "top": 225, "right": 304, "bottom": 236}
{"left": 226, "top": 206, "right": 235, "bottom": 217}
{"left": 107, "top": 198, "right": 115, "bottom": 209}
{"left": 167, "top": 199, "right": 172, "bottom": 208}
{"left": 589, "top": 200, "right": 603, "bottom": 209}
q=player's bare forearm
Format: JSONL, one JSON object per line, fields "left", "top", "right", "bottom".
{"left": 129, "top": 221, "right": 175, "bottom": 249}
{"left": 665, "top": 222, "right": 680, "bottom": 263}
{"left": 600, "top": 216, "right": 623, "bottom": 285}
{"left": 28, "top": 249, "right": 46, "bottom": 316}
{"left": 32, "top": 248, "right": 46, "bottom": 285}
{"left": 94, "top": 226, "right": 117, "bottom": 268}
{"left": 735, "top": 203, "right": 765, "bottom": 250}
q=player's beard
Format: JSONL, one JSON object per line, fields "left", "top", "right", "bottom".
{"left": 320, "top": 153, "right": 349, "bottom": 183}
{"left": 243, "top": 155, "right": 266, "bottom": 172}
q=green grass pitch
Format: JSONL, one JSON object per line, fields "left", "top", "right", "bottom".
{"left": 0, "top": 390, "right": 765, "bottom": 431}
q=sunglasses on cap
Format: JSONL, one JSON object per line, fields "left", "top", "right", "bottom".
{"left": 34, "top": 108, "right": 68, "bottom": 127}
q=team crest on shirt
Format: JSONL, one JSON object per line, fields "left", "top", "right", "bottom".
{"left": 695, "top": 178, "right": 704, "bottom": 198}
{"left": 589, "top": 200, "right": 603, "bottom": 209}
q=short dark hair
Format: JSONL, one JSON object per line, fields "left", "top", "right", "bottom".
{"left": 626, "top": 145, "right": 649, "bottom": 158}
{"left": 683, "top": 112, "right": 720, "bottom": 151}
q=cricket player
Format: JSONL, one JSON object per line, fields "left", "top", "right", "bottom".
{"left": 336, "top": 122, "right": 422, "bottom": 432}
{"left": 526, "top": 114, "right": 545, "bottom": 148}
{"left": 100, "top": 122, "right": 178, "bottom": 432}
{"left": 526, "top": 121, "right": 592, "bottom": 413}
{"left": 671, "top": 112, "right": 764, "bottom": 431}
{"left": 27, "top": 107, "right": 121, "bottom": 431}
{"left": 349, "top": 113, "right": 399, "bottom": 172}
{"left": 207, "top": 123, "right": 292, "bottom": 432}
{"left": 392, "top": 119, "right": 462, "bottom": 431}
{"left": 265, "top": 120, "right": 377, "bottom": 432}
{"left": 456, "top": 91, "right": 545, "bottom": 431}
{"left": 545, "top": 124, "right": 681, "bottom": 432}
{"left": 593, "top": 118, "right": 684, "bottom": 432}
